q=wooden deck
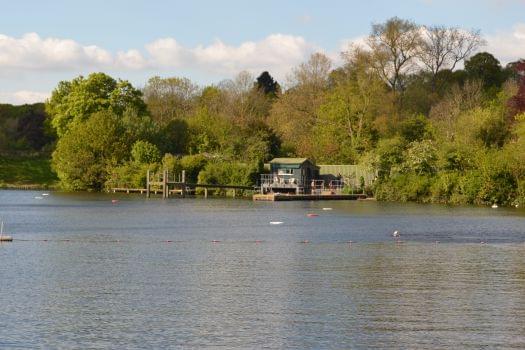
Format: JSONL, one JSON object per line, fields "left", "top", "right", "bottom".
{"left": 253, "top": 193, "right": 367, "bottom": 201}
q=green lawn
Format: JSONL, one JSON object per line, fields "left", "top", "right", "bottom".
{"left": 0, "top": 156, "right": 58, "bottom": 188}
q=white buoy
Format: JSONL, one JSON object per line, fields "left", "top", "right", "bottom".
{"left": 34, "top": 196, "right": 43, "bottom": 200}
{"left": 42, "top": 193, "right": 49, "bottom": 196}
{"left": 392, "top": 230, "right": 400, "bottom": 238}
{"left": 322, "top": 208, "right": 333, "bottom": 211}
{"left": 270, "top": 221, "right": 283, "bottom": 225}
{"left": 491, "top": 203, "right": 498, "bottom": 209}
{"left": 0, "top": 221, "right": 13, "bottom": 242}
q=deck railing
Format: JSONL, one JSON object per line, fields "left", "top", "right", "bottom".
{"left": 260, "top": 174, "right": 299, "bottom": 188}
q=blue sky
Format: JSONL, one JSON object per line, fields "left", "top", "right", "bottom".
{"left": 1, "top": 0, "right": 525, "bottom": 104}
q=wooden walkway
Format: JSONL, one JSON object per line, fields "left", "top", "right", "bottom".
{"left": 111, "top": 170, "right": 255, "bottom": 198}
{"left": 253, "top": 193, "right": 367, "bottom": 201}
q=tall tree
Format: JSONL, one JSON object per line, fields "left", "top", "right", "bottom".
{"left": 219, "top": 71, "right": 271, "bottom": 127}
{"left": 52, "top": 111, "right": 128, "bottom": 191}
{"left": 366, "top": 17, "right": 422, "bottom": 91}
{"left": 418, "top": 26, "right": 483, "bottom": 86}
{"left": 465, "top": 52, "right": 505, "bottom": 89}
{"left": 508, "top": 60, "right": 525, "bottom": 114}
{"left": 143, "top": 76, "right": 200, "bottom": 126}
{"left": 256, "top": 71, "right": 280, "bottom": 96}
{"left": 268, "top": 53, "right": 332, "bottom": 157}
{"left": 46, "top": 73, "right": 147, "bottom": 136}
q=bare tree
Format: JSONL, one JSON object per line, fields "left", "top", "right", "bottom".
{"left": 367, "top": 17, "right": 422, "bottom": 91}
{"left": 219, "top": 71, "right": 270, "bottom": 125}
{"left": 419, "top": 26, "right": 484, "bottom": 80}
{"left": 143, "top": 76, "right": 200, "bottom": 125}
{"left": 290, "top": 52, "right": 332, "bottom": 93}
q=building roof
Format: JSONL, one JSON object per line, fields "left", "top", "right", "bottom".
{"left": 269, "top": 157, "right": 311, "bottom": 165}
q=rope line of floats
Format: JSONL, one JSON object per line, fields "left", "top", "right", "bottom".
{"left": 3, "top": 200, "right": 497, "bottom": 244}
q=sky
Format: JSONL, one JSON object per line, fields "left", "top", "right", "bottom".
{"left": 1, "top": 0, "right": 525, "bottom": 104}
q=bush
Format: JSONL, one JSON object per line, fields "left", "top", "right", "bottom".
{"left": 430, "top": 172, "right": 460, "bottom": 203}
{"left": 450, "top": 171, "right": 483, "bottom": 205}
{"left": 197, "top": 161, "right": 258, "bottom": 196}
{"left": 180, "top": 154, "right": 208, "bottom": 183}
{"left": 106, "top": 162, "right": 158, "bottom": 189}
{"left": 374, "top": 174, "right": 433, "bottom": 202}
{"left": 131, "top": 140, "right": 161, "bottom": 164}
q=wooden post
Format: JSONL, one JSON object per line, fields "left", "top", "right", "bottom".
{"left": 162, "top": 170, "right": 168, "bottom": 199}
{"left": 146, "top": 169, "right": 150, "bottom": 198}
{"left": 204, "top": 187, "right": 208, "bottom": 198}
{"left": 181, "top": 170, "right": 186, "bottom": 198}
{"left": 233, "top": 189, "right": 236, "bottom": 198}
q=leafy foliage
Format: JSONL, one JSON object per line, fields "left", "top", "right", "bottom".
{"left": 2, "top": 17, "right": 523, "bottom": 204}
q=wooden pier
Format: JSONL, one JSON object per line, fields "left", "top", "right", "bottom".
{"left": 111, "top": 170, "right": 255, "bottom": 198}
{"left": 253, "top": 193, "right": 367, "bottom": 201}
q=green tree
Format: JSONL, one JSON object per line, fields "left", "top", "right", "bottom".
{"left": 465, "top": 52, "right": 505, "bottom": 90}
{"left": 268, "top": 53, "right": 332, "bottom": 158}
{"left": 131, "top": 140, "right": 161, "bottom": 164}
{"left": 46, "top": 73, "right": 146, "bottom": 136}
{"left": 52, "top": 111, "right": 128, "bottom": 190}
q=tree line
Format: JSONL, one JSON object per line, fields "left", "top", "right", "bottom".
{"left": 3, "top": 17, "right": 524, "bottom": 205}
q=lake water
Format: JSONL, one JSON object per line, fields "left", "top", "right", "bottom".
{"left": 1, "top": 190, "right": 525, "bottom": 349}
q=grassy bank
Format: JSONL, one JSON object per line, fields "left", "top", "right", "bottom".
{"left": 0, "top": 156, "right": 58, "bottom": 189}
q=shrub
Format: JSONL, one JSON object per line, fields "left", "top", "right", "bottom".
{"left": 131, "top": 140, "right": 161, "bottom": 164}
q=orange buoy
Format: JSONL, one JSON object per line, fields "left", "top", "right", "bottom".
{"left": 212, "top": 240, "right": 221, "bottom": 243}
{"left": 307, "top": 213, "right": 318, "bottom": 218}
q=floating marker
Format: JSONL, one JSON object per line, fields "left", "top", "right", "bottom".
{"left": 255, "top": 240, "right": 262, "bottom": 243}
{"left": 111, "top": 199, "right": 119, "bottom": 204}
{"left": 322, "top": 208, "right": 332, "bottom": 211}
{"left": 270, "top": 221, "right": 283, "bottom": 225}
{"left": 491, "top": 204, "right": 498, "bottom": 209}
{"left": 301, "top": 240, "right": 310, "bottom": 244}
{"left": 392, "top": 230, "right": 400, "bottom": 238}
{"left": 34, "top": 196, "right": 43, "bottom": 199}
{"left": 42, "top": 193, "right": 49, "bottom": 196}
{"left": 212, "top": 240, "right": 221, "bottom": 243}
{"left": 0, "top": 221, "right": 12, "bottom": 242}
{"left": 307, "top": 213, "right": 318, "bottom": 217}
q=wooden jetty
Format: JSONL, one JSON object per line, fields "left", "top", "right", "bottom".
{"left": 111, "top": 170, "right": 255, "bottom": 198}
{"left": 253, "top": 193, "right": 367, "bottom": 201}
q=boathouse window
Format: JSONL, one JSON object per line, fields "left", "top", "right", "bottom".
{"left": 278, "top": 168, "right": 294, "bottom": 175}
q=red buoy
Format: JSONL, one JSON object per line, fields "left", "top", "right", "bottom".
{"left": 307, "top": 213, "right": 318, "bottom": 218}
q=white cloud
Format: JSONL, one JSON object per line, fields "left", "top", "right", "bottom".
{"left": 0, "top": 32, "right": 319, "bottom": 79}
{"left": 145, "top": 34, "right": 319, "bottom": 78}
{"left": 482, "top": 23, "right": 525, "bottom": 64}
{"left": 0, "top": 90, "right": 50, "bottom": 104}
{"left": 0, "top": 33, "right": 113, "bottom": 70}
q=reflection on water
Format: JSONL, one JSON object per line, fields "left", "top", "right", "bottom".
{"left": 1, "top": 190, "right": 525, "bottom": 348}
